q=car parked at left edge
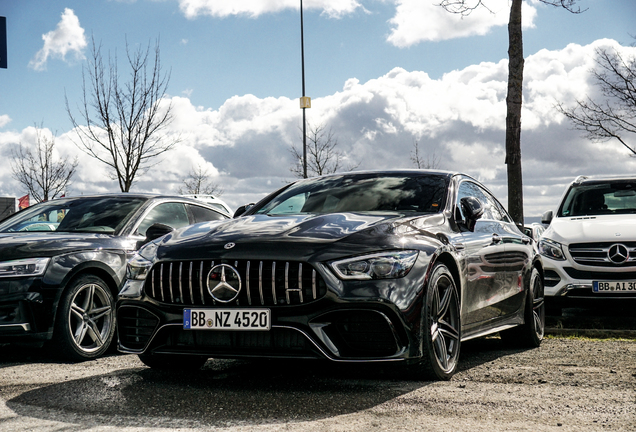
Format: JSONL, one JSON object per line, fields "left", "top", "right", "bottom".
{"left": 0, "top": 194, "right": 228, "bottom": 361}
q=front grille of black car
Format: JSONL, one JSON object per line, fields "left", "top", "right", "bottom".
{"left": 154, "top": 327, "right": 321, "bottom": 358}
{"left": 144, "top": 260, "right": 327, "bottom": 307}
{"left": 117, "top": 307, "right": 160, "bottom": 350}
{"left": 569, "top": 242, "right": 636, "bottom": 267}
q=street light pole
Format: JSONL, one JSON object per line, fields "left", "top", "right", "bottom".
{"left": 300, "top": 0, "right": 307, "bottom": 178}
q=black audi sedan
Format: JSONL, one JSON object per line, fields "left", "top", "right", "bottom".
{"left": 0, "top": 194, "right": 228, "bottom": 361}
{"left": 117, "top": 171, "right": 545, "bottom": 380}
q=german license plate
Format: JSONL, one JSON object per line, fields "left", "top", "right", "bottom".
{"left": 593, "top": 281, "right": 636, "bottom": 293}
{"left": 183, "top": 309, "right": 271, "bottom": 330}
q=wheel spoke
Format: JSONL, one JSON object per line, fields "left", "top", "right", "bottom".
{"left": 433, "top": 332, "right": 449, "bottom": 370}
{"left": 437, "top": 283, "right": 452, "bottom": 319}
{"left": 438, "top": 319, "right": 460, "bottom": 342}
{"left": 82, "top": 284, "right": 96, "bottom": 312}
{"left": 70, "top": 303, "right": 84, "bottom": 320}
{"left": 89, "top": 305, "right": 111, "bottom": 321}
{"left": 86, "top": 320, "right": 105, "bottom": 347}
{"left": 74, "top": 321, "right": 89, "bottom": 345}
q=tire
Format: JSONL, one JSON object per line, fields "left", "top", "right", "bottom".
{"left": 53, "top": 274, "right": 116, "bottom": 361}
{"left": 410, "top": 263, "right": 461, "bottom": 381}
{"left": 138, "top": 353, "right": 208, "bottom": 371}
{"left": 501, "top": 267, "right": 545, "bottom": 347}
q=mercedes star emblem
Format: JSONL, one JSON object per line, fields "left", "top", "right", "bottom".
{"left": 207, "top": 264, "right": 242, "bottom": 302}
{"left": 608, "top": 244, "right": 629, "bottom": 265}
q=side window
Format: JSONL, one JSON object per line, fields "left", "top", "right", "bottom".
{"left": 188, "top": 204, "right": 226, "bottom": 224}
{"left": 136, "top": 202, "right": 190, "bottom": 237}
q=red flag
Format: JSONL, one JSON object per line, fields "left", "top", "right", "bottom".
{"left": 18, "top": 194, "right": 29, "bottom": 210}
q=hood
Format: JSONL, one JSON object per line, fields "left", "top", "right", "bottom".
{"left": 544, "top": 215, "right": 636, "bottom": 245}
{"left": 0, "top": 232, "right": 130, "bottom": 261}
{"left": 155, "top": 212, "right": 444, "bottom": 262}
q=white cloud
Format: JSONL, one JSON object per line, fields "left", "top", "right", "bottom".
{"left": 178, "top": 0, "right": 363, "bottom": 19}
{"left": 0, "top": 115, "right": 11, "bottom": 128}
{"left": 387, "top": 0, "right": 537, "bottom": 46}
{"left": 29, "top": 8, "right": 87, "bottom": 71}
{"left": 5, "top": 39, "right": 636, "bottom": 217}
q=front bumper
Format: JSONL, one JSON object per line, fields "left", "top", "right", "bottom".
{"left": 117, "top": 294, "right": 418, "bottom": 363}
{"left": 0, "top": 282, "right": 51, "bottom": 342}
{"left": 543, "top": 258, "right": 636, "bottom": 305}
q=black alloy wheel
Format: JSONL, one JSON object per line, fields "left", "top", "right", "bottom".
{"left": 501, "top": 266, "right": 545, "bottom": 347}
{"left": 53, "top": 275, "right": 116, "bottom": 361}
{"left": 413, "top": 263, "right": 461, "bottom": 381}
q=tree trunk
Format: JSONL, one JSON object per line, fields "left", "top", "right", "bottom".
{"left": 505, "top": 0, "right": 524, "bottom": 225}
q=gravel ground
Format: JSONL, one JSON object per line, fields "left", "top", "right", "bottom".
{"left": 0, "top": 336, "right": 635, "bottom": 431}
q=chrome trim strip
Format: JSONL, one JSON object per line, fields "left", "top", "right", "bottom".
{"left": 188, "top": 262, "right": 194, "bottom": 304}
{"left": 178, "top": 262, "right": 184, "bottom": 304}
{"left": 0, "top": 323, "right": 31, "bottom": 331}
{"left": 169, "top": 263, "right": 174, "bottom": 303}
{"left": 285, "top": 262, "right": 290, "bottom": 304}
{"left": 199, "top": 261, "right": 205, "bottom": 305}
{"left": 160, "top": 264, "right": 165, "bottom": 302}
{"left": 312, "top": 269, "right": 316, "bottom": 300}
{"left": 246, "top": 260, "right": 252, "bottom": 306}
{"left": 271, "top": 261, "right": 277, "bottom": 305}
{"left": 151, "top": 267, "right": 156, "bottom": 299}
{"left": 259, "top": 261, "right": 264, "bottom": 305}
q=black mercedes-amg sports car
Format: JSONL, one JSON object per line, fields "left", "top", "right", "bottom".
{"left": 117, "top": 171, "right": 544, "bottom": 380}
{"left": 0, "top": 194, "right": 228, "bottom": 361}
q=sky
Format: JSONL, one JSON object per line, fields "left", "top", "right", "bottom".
{"left": 0, "top": 0, "right": 635, "bottom": 219}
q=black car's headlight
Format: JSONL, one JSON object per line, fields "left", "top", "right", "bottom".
{"left": 0, "top": 257, "right": 50, "bottom": 278}
{"left": 538, "top": 238, "right": 566, "bottom": 261}
{"left": 330, "top": 250, "right": 419, "bottom": 280}
{"left": 119, "top": 252, "right": 155, "bottom": 298}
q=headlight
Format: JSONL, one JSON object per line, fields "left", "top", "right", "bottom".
{"left": 538, "top": 239, "right": 566, "bottom": 261}
{"left": 0, "top": 258, "right": 50, "bottom": 278}
{"left": 330, "top": 250, "right": 419, "bottom": 280}
{"left": 119, "top": 254, "right": 154, "bottom": 298}
{"left": 126, "top": 254, "right": 154, "bottom": 281}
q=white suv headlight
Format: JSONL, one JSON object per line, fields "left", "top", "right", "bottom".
{"left": 538, "top": 239, "right": 566, "bottom": 261}
{"left": 330, "top": 250, "right": 419, "bottom": 280}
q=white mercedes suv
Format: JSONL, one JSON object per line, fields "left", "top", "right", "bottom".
{"left": 539, "top": 175, "right": 636, "bottom": 313}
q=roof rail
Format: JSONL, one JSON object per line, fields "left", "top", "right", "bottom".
{"left": 572, "top": 175, "right": 588, "bottom": 185}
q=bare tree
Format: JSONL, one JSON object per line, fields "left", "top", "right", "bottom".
{"left": 11, "top": 125, "right": 78, "bottom": 202}
{"left": 66, "top": 37, "right": 178, "bottom": 192}
{"left": 410, "top": 140, "right": 441, "bottom": 169}
{"left": 179, "top": 165, "right": 224, "bottom": 196}
{"left": 439, "top": 0, "right": 583, "bottom": 224}
{"left": 556, "top": 45, "right": 636, "bottom": 155}
{"left": 290, "top": 123, "right": 359, "bottom": 178}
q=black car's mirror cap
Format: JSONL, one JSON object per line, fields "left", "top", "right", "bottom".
{"left": 459, "top": 196, "right": 484, "bottom": 231}
{"left": 145, "top": 223, "right": 174, "bottom": 243}
{"left": 541, "top": 210, "right": 553, "bottom": 225}
{"left": 233, "top": 203, "right": 255, "bottom": 218}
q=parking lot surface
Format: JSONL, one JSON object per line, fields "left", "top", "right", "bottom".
{"left": 1, "top": 334, "right": 634, "bottom": 431}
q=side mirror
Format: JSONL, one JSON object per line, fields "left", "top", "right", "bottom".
{"left": 144, "top": 223, "right": 174, "bottom": 244}
{"left": 541, "top": 210, "right": 553, "bottom": 225}
{"left": 460, "top": 196, "right": 484, "bottom": 232}
{"left": 233, "top": 203, "right": 254, "bottom": 218}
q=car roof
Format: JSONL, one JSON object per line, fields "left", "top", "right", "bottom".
{"left": 572, "top": 175, "right": 636, "bottom": 185}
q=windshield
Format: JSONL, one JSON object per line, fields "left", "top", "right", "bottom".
{"left": 255, "top": 173, "right": 449, "bottom": 215}
{"left": 558, "top": 181, "right": 636, "bottom": 217}
{"left": 0, "top": 196, "right": 147, "bottom": 234}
